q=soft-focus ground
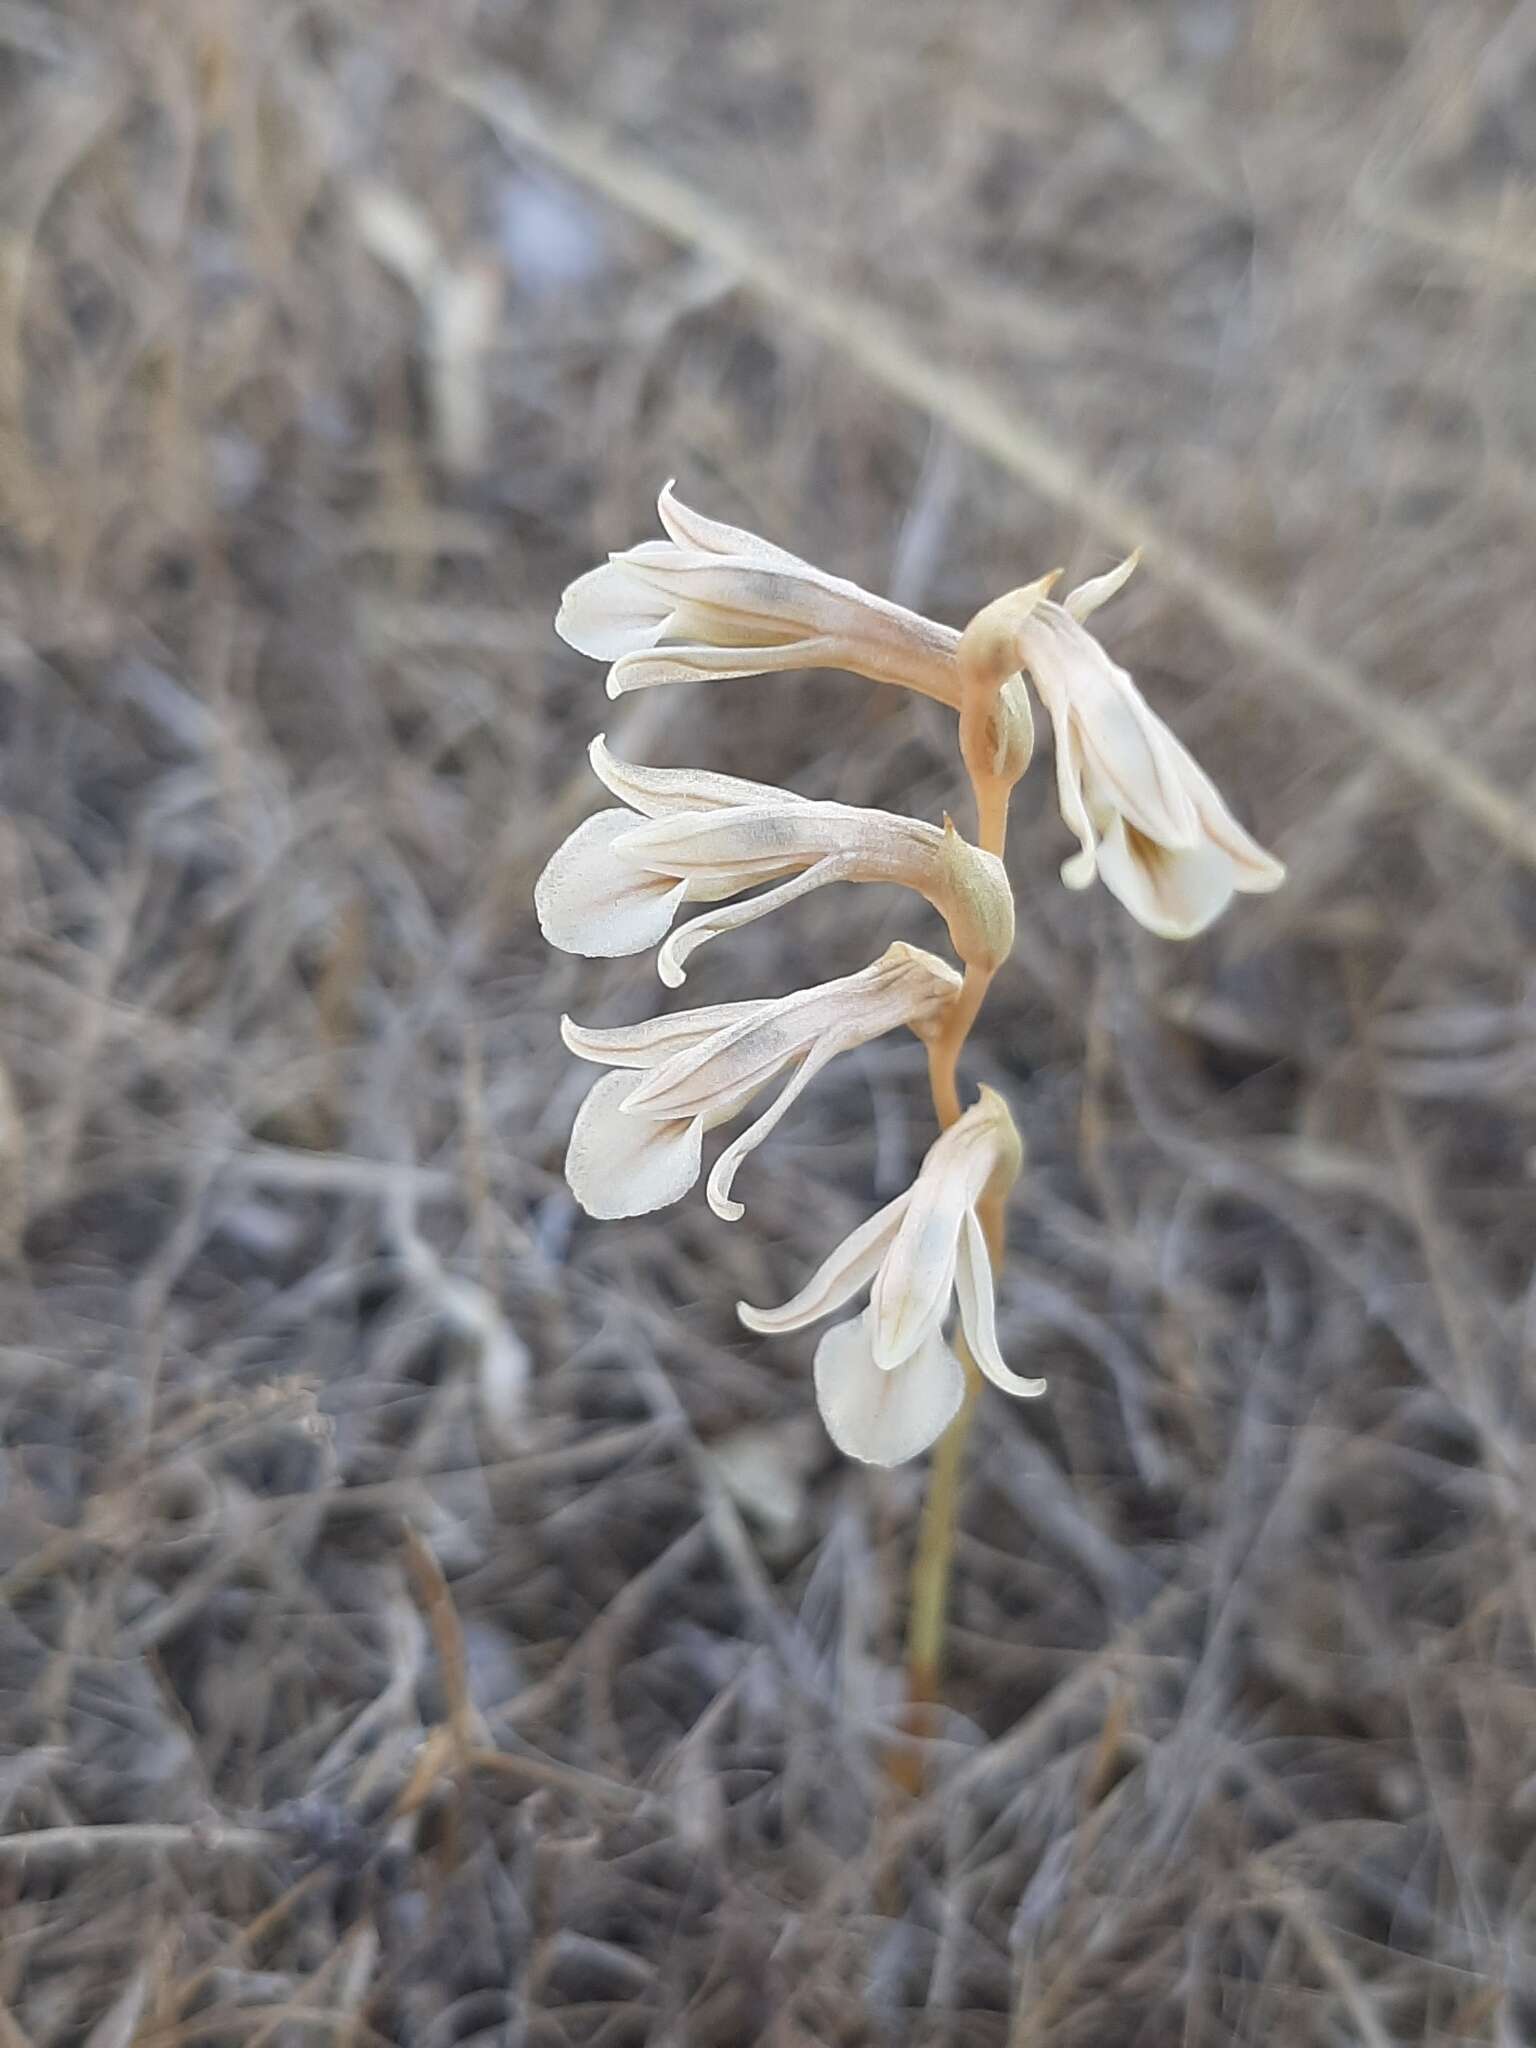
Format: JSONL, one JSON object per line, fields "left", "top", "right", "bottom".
{"left": 3, "top": 3, "right": 1536, "bottom": 2043}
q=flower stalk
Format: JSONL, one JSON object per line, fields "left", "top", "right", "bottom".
{"left": 905, "top": 1347, "right": 983, "bottom": 1715}
{"left": 900, "top": 604, "right": 1049, "bottom": 1763}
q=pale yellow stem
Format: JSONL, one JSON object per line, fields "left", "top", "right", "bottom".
{"left": 925, "top": 962, "right": 992, "bottom": 1130}
{"left": 904, "top": 1342, "right": 983, "bottom": 1711}
{"left": 895, "top": 583, "right": 1048, "bottom": 1789}
{"left": 898, "top": 806, "right": 1015, "bottom": 1786}
{"left": 896, "top": 1173, "right": 1010, "bottom": 1787}
{"left": 974, "top": 774, "right": 1011, "bottom": 861}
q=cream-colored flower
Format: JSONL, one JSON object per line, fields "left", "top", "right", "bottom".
{"left": 557, "top": 482, "right": 964, "bottom": 704}
{"left": 560, "top": 943, "right": 961, "bottom": 1221}
{"left": 1014, "top": 557, "right": 1286, "bottom": 938}
{"left": 534, "top": 737, "right": 1014, "bottom": 987}
{"left": 558, "top": 482, "right": 1039, "bottom": 776}
{"left": 739, "top": 1088, "right": 1043, "bottom": 1466}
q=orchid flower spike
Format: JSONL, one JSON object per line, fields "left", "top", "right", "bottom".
{"left": 1012, "top": 556, "right": 1285, "bottom": 938}
{"left": 739, "top": 1087, "right": 1044, "bottom": 1466}
{"left": 558, "top": 481, "right": 964, "bottom": 704}
{"left": 534, "top": 737, "right": 1014, "bottom": 987}
{"left": 560, "top": 943, "right": 961, "bottom": 1222}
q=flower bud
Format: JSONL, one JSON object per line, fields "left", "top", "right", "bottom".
{"left": 976, "top": 1085, "right": 1024, "bottom": 1206}
{"left": 956, "top": 573, "right": 1061, "bottom": 800}
{"left": 960, "top": 673, "right": 1036, "bottom": 791}
{"left": 936, "top": 819, "right": 1015, "bottom": 972}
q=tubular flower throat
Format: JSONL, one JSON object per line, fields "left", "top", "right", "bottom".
{"left": 534, "top": 735, "right": 1015, "bottom": 987}
{"left": 1017, "top": 556, "right": 1286, "bottom": 939}
{"left": 560, "top": 943, "right": 961, "bottom": 1223}
{"left": 557, "top": 482, "right": 1038, "bottom": 769}
{"left": 558, "top": 480, "right": 962, "bottom": 703}
{"left": 739, "top": 1087, "right": 1044, "bottom": 1467}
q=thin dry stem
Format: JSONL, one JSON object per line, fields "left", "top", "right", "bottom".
{"left": 904, "top": 1350, "right": 985, "bottom": 1705}
{"left": 974, "top": 775, "right": 1011, "bottom": 861}
{"left": 925, "top": 962, "right": 994, "bottom": 1130}
{"left": 898, "top": 1163, "right": 1015, "bottom": 1783}
{"left": 901, "top": 686, "right": 1020, "bottom": 1767}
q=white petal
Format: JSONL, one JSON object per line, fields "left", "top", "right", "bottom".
{"left": 588, "top": 734, "right": 809, "bottom": 817}
{"left": 738, "top": 1193, "right": 908, "bottom": 1334}
{"left": 656, "top": 480, "right": 803, "bottom": 568}
{"left": 1039, "top": 692, "right": 1100, "bottom": 890}
{"left": 706, "top": 1043, "right": 832, "bottom": 1222}
{"left": 1093, "top": 814, "right": 1237, "bottom": 940}
{"left": 1071, "top": 675, "right": 1202, "bottom": 850}
{"left": 564, "top": 1071, "right": 703, "bottom": 1218}
{"left": 638, "top": 943, "right": 948, "bottom": 1102}
{"left": 534, "top": 810, "right": 689, "bottom": 957}
{"left": 1064, "top": 551, "right": 1140, "bottom": 622}
{"left": 556, "top": 561, "right": 670, "bottom": 661}
{"left": 1024, "top": 612, "right": 1201, "bottom": 850}
{"left": 1177, "top": 751, "right": 1287, "bottom": 894}
{"left": 954, "top": 1210, "right": 1046, "bottom": 1397}
{"left": 606, "top": 637, "right": 838, "bottom": 696}
{"left": 657, "top": 854, "right": 858, "bottom": 987}
{"left": 616, "top": 802, "right": 854, "bottom": 880}
{"left": 619, "top": 548, "right": 820, "bottom": 625}
{"left": 813, "top": 1312, "right": 965, "bottom": 1467}
{"left": 1061, "top": 844, "right": 1099, "bottom": 891}
{"left": 560, "top": 1001, "right": 761, "bottom": 1069}
{"left": 623, "top": 1003, "right": 804, "bottom": 1120}
{"left": 641, "top": 553, "right": 947, "bottom": 662}
{"left": 868, "top": 1164, "right": 971, "bottom": 1370}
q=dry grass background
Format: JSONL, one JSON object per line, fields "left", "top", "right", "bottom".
{"left": 2, "top": 1, "right": 1536, "bottom": 2042}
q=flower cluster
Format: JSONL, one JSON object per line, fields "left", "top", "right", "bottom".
{"left": 538, "top": 486, "right": 1284, "bottom": 1463}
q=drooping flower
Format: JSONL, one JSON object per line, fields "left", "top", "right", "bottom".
{"left": 557, "top": 482, "right": 964, "bottom": 704}
{"left": 738, "top": 1087, "right": 1043, "bottom": 1466}
{"left": 1014, "top": 556, "right": 1285, "bottom": 938}
{"left": 560, "top": 943, "right": 961, "bottom": 1221}
{"left": 557, "top": 482, "right": 1040, "bottom": 773}
{"left": 534, "top": 737, "right": 1014, "bottom": 987}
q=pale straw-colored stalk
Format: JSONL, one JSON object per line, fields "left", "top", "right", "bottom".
{"left": 900, "top": 581, "right": 1054, "bottom": 1762}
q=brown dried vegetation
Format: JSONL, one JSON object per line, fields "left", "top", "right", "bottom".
{"left": 2, "top": 3, "right": 1535, "bottom": 2044}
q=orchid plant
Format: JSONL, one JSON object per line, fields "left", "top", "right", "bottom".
{"left": 537, "top": 484, "right": 1283, "bottom": 1718}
